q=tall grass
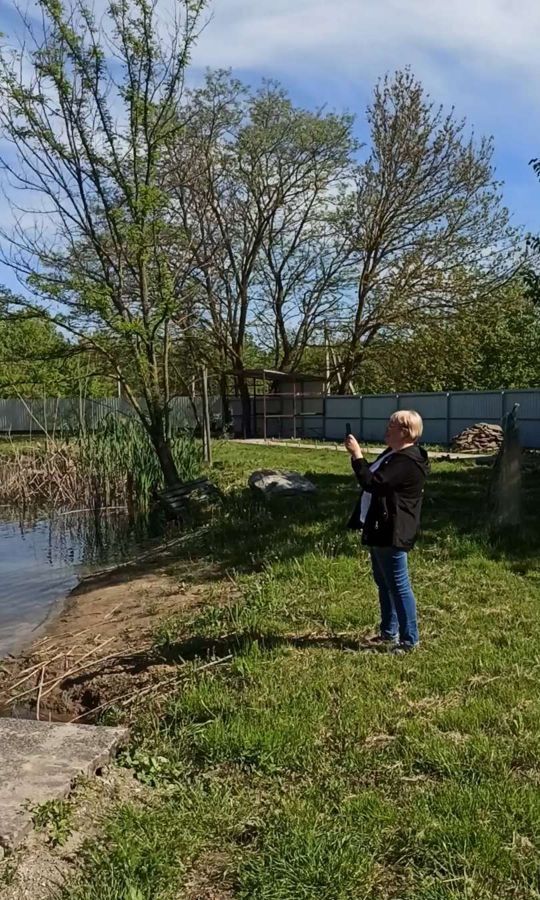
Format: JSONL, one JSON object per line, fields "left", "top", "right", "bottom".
{"left": 0, "top": 417, "right": 201, "bottom": 513}
{"left": 79, "top": 416, "right": 201, "bottom": 515}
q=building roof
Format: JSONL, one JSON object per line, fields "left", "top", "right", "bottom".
{"left": 229, "top": 368, "right": 324, "bottom": 383}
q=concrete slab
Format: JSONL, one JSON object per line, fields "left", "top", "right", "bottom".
{"left": 0, "top": 719, "right": 127, "bottom": 851}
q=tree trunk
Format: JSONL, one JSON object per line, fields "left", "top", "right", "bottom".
{"left": 238, "top": 376, "right": 252, "bottom": 438}
{"left": 219, "top": 372, "right": 232, "bottom": 435}
{"left": 338, "top": 356, "right": 355, "bottom": 395}
{"left": 153, "top": 434, "right": 181, "bottom": 488}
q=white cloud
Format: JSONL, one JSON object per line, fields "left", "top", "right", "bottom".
{"left": 1, "top": 0, "right": 538, "bottom": 231}
{"left": 193, "top": 0, "right": 540, "bottom": 78}
{"left": 190, "top": 0, "right": 540, "bottom": 143}
{"left": 189, "top": 0, "right": 540, "bottom": 231}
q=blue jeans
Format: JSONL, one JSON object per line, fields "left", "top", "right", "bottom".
{"left": 370, "top": 547, "right": 419, "bottom": 646}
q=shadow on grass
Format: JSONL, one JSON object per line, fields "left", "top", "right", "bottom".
{"left": 157, "top": 630, "right": 393, "bottom": 665}
{"left": 62, "top": 463, "right": 539, "bottom": 723}
{"left": 423, "top": 464, "right": 540, "bottom": 571}
{"left": 72, "top": 463, "right": 540, "bottom": 597}
{"left": 165, "top": 463, "right": 540, "bottom": 580}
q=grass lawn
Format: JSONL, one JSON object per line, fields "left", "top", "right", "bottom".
{"left": 0, "top": 435, "right": 45, "bottom": 455}
{"left": 59, "top": 443, "right": 540, "bottom": 900}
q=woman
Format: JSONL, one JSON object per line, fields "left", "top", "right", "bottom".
{"left": 345, "top": 410, "right": 429, "bottom": 653}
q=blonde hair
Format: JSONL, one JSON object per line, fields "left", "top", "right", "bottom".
{"left": 389, "top": 410, "right": 423, "bottom": 441}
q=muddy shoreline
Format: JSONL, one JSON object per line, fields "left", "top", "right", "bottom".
{"left": 0, "top": 556, "right": 208, "bottom": 722}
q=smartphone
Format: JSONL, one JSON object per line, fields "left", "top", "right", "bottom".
{"left": 345, "top": 422, "right": 352, "bottom": 436}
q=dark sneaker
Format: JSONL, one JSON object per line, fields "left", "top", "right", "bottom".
{"left": 391, "top": 641, "right": 418, "bottom": 655}
{"left": 367, "top": 633, "right": 399, "bottom": 646}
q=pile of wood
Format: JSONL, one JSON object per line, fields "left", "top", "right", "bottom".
{"left": 451, "top": 423, "right": 503, "bottom": 454}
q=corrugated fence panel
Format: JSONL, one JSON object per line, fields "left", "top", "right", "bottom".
{"left": 0, "top": 397, "right": 221, "bottom": 434}
{"left": 414, "top": 417, "right": 447, "bottom": 445}
{"left": 320, "top": 390, "right": 540, "bottom": 448}
{"left": 324, "top": 418, "right": 361, "bottom": 441}
{"left": 2, "top": 391, "right": 540, "bottom": 447}
{"left": 448, "top": 391, "right": 503, "bottom": 443}
{"left": 0, "top": 399, "right": 30, "bottom": 432}
{"left": 397, "top": 393, "right": 447, "bottom": 418}
{"left": 349, "top": 395, "right": 395, "bottom": 444}
{"left": 84, "top": 398, "right": 133, "bottom": 429}
{"left": 325, "top": 397, "right": 360, "bottom": 419}
{"left": 0, "top": 398, "right": 83, "bottom": 433}
{"left": 398, "top": 394, "right": 449, "bottom": 445}
{"left": 362, "top": 395, "right": 397, "bottom": 419}
{"left": 325, "top": 396, "right": 361, "bottom": 441}
{"left": 302, "top": 417, "right": 324, "bottom": 439}
{"left": 361, "top": 417, "right": 388, "bottom": 443}
{"left": 169, "top": 396, "right": 221, "bottom": 428}
{"left": 449, "top": 392, "right": 503, "bottom": 420}
{"left": 503, "top": 390, "right": 540, "bottom": 419}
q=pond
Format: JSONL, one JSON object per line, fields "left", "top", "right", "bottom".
{"left": 0, "top": 510, "right": 174, "bottom": 658}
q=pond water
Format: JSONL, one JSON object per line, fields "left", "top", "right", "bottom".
{"left": 0, "top": 510, "right": 173, "bottom": 658}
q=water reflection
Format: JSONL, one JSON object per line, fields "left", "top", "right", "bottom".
{"left": 0, "top": 509, "right": 173, "bottom": 658}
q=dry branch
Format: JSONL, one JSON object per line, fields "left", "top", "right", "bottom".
{"left": 35, "top": 665, "right": 46, "bottom": 721}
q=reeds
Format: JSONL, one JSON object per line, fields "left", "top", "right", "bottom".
{"left": 0, "top": 416, "right": 201, "bottom": 513}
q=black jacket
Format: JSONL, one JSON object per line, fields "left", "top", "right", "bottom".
{"left": 347, "top": 445, "right": 429, "bottom": 551}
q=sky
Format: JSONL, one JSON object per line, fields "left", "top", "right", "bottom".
{"left": 0, "top": 0, "right": 539, "bottom": 292}
{"left": 189, "top": 0, "right": 540, "bottom": 230}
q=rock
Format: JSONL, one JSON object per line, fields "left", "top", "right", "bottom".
{"left": 451, "top": 423, "right": 503, "bottom": 454}
{"left": 248, "top": 469, "right": 317, "bottom": 496}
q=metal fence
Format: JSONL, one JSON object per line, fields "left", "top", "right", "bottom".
{"left": 0, "top": 396, "right": 221, "bottom": 435}
{"left": 324, "top": 390, "right": 540, "bottom": 449}
{"left": 2, "top": 390, "right": 540, "bottom": 448}
{"left": 231, "top": 390, "right": 540, "bottom": 449}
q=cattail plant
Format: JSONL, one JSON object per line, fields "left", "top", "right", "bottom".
{"left": 0, "top": 417, "right": 201, "bottom": 514}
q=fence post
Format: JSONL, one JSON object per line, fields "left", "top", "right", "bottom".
{"left": 446, "top": 392, "right": 451, "bottom": 447}
{"left": 359, "top": 394, "right": 364, "bottom": 441}
{"left": 262, "top": 370, "right": 267, "bottom": 441}
{"left": 201, "top": 367, "right": 212, "bottom": 466}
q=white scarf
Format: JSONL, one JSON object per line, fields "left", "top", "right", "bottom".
{"left": 360, "top": 452, "right": 395, "bottom": 524}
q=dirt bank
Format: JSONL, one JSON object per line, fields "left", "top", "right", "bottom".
{"left": 0, "top": 556, "right": 212, "bottom": 722}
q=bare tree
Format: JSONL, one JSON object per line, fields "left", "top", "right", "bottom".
{"left": 252, "top": 189, "right": 354, "bottom": 374}
{"left": 524, "top": 158, "right": 540, "bottom": 303}
{"left": 168, "top": 72, "right": 355, "bottom": 434}
{"left": 337, "top": 69, "right": 522, "bottom": 391}
{"left": 0, "top": 0, "right": 206, "bottom": 485}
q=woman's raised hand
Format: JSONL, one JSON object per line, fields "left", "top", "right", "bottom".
{"left": 344, "top": 434, "right": 363, "bottom": 459}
